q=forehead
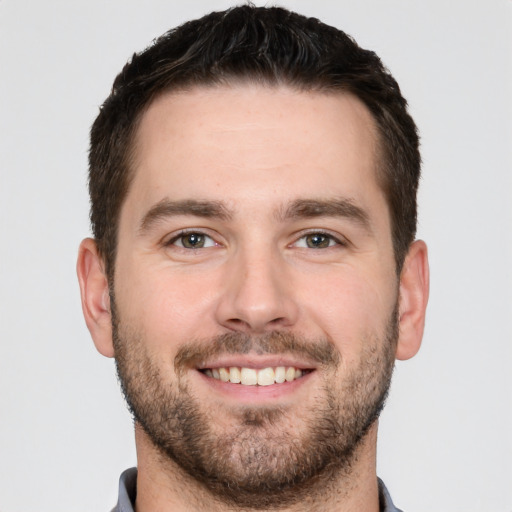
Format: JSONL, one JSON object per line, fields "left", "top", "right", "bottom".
{"left": 127, "top": 84, "right": 383, "bottom": 214}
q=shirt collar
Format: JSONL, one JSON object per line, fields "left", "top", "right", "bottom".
{"left": 113, "top": 468, "right": 403, "bottom": 512}
{"left": 112, "top": 467, "right": 137, "bottom": 512}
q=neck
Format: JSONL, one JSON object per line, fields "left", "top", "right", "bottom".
{"left": 133, "top": 423, "right": 381, "bottom": 512}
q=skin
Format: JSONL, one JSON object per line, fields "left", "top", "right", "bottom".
{"left": 77, "top": 85, "right": 429, "bottom": 511}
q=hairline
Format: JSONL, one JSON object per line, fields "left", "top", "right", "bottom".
{"left": 104, "top": 79, "right": 396, "bottom": 279}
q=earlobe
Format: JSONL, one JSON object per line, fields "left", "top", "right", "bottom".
{"left": 396, "top": 240, "right": 430, "bottom": 361}
{"left": 76, "top": 238, "right": 115, "bottom": 358}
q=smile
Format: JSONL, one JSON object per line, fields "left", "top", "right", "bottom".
{"left": 201, "top": 366, "right": 311, "bottom": 386}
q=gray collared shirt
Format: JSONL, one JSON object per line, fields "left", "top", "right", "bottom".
{"left": 112, "top": 467, "right": 403, "bottom": 511}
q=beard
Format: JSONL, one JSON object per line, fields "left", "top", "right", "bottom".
{"left": 112, "top": 300, "right": 398, "bottom": 510}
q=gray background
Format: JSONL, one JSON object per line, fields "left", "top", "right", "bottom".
{"left": 1, "top": 1, "right": 511, "bottom": 510}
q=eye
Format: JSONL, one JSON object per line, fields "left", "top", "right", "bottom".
{"left": 294, "top": 232, "right": 341, "bottom": 249}
{"left": 170, "top": 231, "right": 217, "bottom": 249}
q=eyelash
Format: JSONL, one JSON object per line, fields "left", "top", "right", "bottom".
{"left": 293, "top": 230, "right": 347, "bottom": 249}
{"left": 165, "top": 229, "right": 217, "bottom": 249}
{"left": 164, "top": 229, "right": 347, "bottom": 250}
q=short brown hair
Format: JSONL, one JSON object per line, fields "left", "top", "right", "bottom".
{"left": 89, "top": 5, "right": 420, "bottom": 276}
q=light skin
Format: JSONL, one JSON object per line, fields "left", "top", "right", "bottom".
{"left": 77, "top": 85, "right": 429, "bottom": 511}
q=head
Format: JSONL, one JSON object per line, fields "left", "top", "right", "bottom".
{"left": 88, "top": 5, "right": 420, "bottom": 280}
{"left": 79, "top": 5, "right": 429, "bottom": 509}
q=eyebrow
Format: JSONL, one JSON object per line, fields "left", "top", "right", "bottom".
{"left": 138, "top": 196, "right": 372, "bottom": 234}
{"left": 278, "top": 198, "right": 372, "bottom": 230}
{"left": 139, "top": 198, "right": 233, "bottom": 233}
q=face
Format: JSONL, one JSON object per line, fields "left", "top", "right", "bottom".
{"left": 112, "top": 85, "right": 399, "bottom": 507}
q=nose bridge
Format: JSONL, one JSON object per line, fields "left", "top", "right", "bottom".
{"left": 215, "top": 239, "right": 298, "bottom": 333}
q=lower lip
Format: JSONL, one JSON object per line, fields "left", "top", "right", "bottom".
{"left": 196, "top": 370, "right": 315, "bottom": 403}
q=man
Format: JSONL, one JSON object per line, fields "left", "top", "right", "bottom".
{"left": 77, "top": 5, "right": 429, "bottom": 511}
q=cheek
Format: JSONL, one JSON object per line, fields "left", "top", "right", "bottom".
{"left": 297, "top": 268, "right": 396, "bottom": 355}
{"left": 114, "top": 259, "right": 221, "bottom": 347}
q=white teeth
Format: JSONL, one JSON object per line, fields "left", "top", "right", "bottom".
{"left": 285, "top": 367, "right": 295, "bottom": 382}
{"left": 219, "top": 367, "right": 230, "bottom": 382}
{"left": 205, "top": 365, "right": 307, "bottom": 385}
{"left": 275, "top": 366, "right": 286, "bottom": 384}
{"left": 257, "top": 367, "right": 275, "bottom": 386}
{"left": 241, "top": 368, "right": 258, "bottom": 385}
{"left": 229, "top": 366, "right": 241, "bottom": 383}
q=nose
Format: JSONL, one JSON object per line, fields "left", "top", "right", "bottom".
{"left": 215, "top": 247, "right": 299, "bottom": 334}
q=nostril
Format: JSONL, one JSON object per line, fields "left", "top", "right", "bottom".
{"left": 269, "top": 317, "right": 286, "bottom": 325}
{"left": 223, "top": 318, "right": 252, "bottom": 333}
{"left": 224, "top": 316, "right": 288, "bottom": 333}
{"left": 215, "top": 282, "right": 300, "bottom": 333}
{"left": 227, "top": 318, "right": 245, "bottom": 326}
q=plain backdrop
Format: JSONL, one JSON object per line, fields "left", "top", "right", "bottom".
{"left": 0, "top": 1, "right": 511, "bottom": 511}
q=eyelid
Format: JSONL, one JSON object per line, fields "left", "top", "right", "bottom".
{"left": 163, "top": 228, "right": 220, "bottom": 248}
{"left": 292, "top": 229, "right": 349, "bottom": 248}
{"left": 161, "top": 227, "right": 348, "bottom": 249}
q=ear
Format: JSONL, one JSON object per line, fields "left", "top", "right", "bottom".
{"left": 396, "top": 240, "right": 430, "bottom": 361}
{"left": 76, "top": 238, "right": 114, "bottom": 358}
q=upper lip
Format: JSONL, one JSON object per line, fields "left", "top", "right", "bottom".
{"left": 196, "top": 353, "right": 318, "bottom": 371}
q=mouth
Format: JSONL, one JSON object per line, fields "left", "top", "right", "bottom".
{"left": 200, "top": 366, "right": 313, "bottom": 386}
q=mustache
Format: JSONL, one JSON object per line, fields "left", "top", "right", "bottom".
{"left": 174, "top": 331, "right": 340, "bottom": 373}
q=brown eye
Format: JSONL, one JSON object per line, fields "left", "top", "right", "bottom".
{"left": 305, "top": 233, "right": 332, "bottom": 248}
{"left": 172, "top": 232, "right": 216, "bottom": 249}
{"left": 181, "top": 233, "right": 205, "bottom": 248}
